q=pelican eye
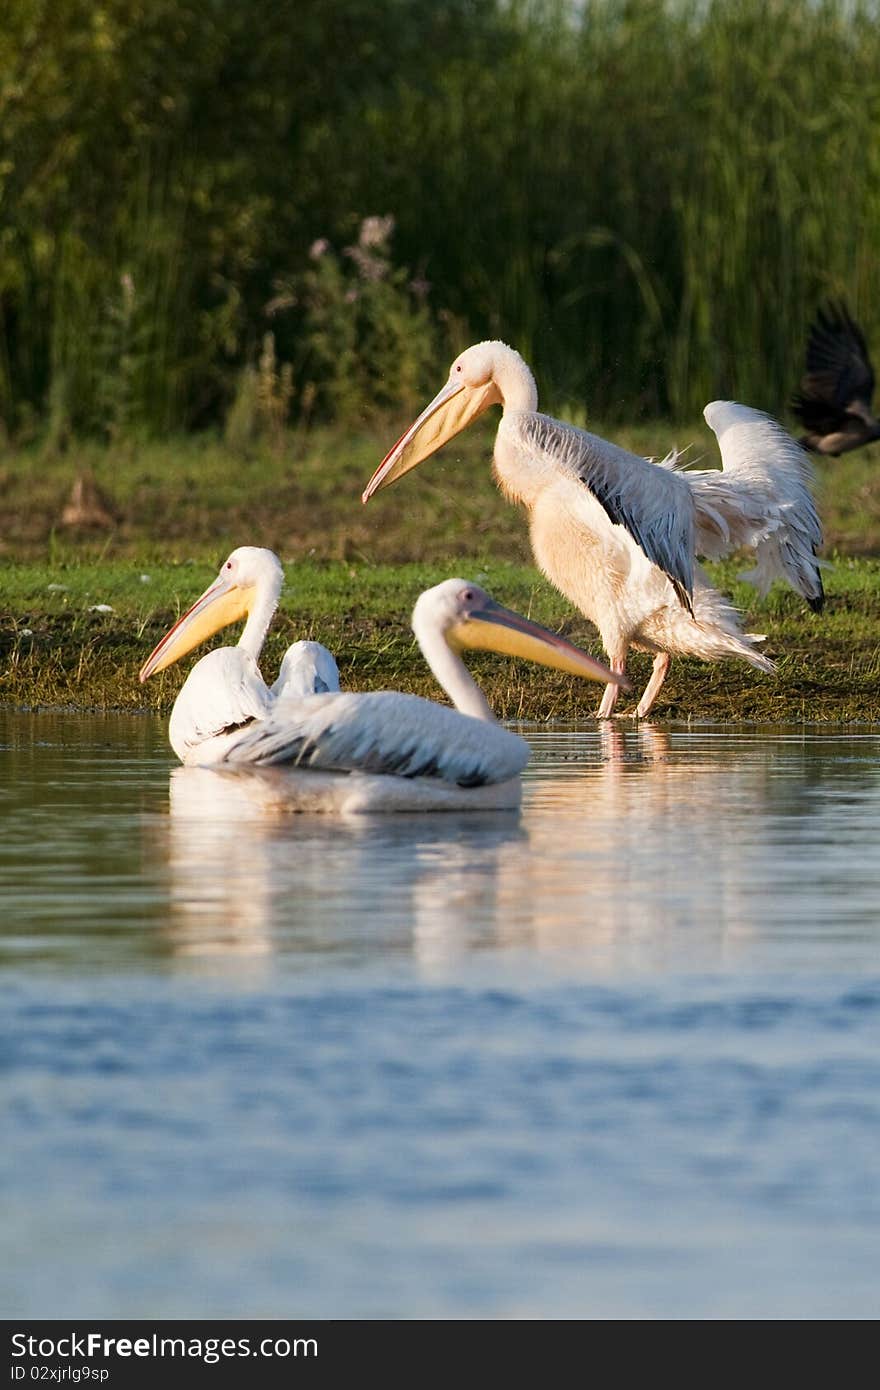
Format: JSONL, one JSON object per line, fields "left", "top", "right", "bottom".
{"left": 455, "top": 364, "right": 462, "bottom": 373}
{"left": 225, "top": 561, "right": 233, "bottom": 570}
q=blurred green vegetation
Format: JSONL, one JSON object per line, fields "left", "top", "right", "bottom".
{"left": 2, "top": 0, "right": 879, "bottom": 443}
{"left": 2, "top": 415, "right": 877, "bottom": 562}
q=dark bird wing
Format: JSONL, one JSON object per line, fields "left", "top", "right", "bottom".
{"left": 792, "top": 301, "right": 876, "bottom": 435}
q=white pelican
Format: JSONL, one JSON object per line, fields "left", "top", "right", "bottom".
{"left": 139, "top": 546, "right": 623, "bottom": 811}
{"left": 363, "top": 340, "right": 825, "bottom": 718}
{"left": 139, "top": 548, "right": 339, "bottom": 763}
{"left": 271, "top": 640, "right": 341, "bottom": 700}
{"left": 792, "top": 301, "right": 880, "bottom": 455}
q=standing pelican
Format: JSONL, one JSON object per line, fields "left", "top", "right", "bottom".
{"left": 139, "top": 546, "right": 623, "bottom": 810}
{"left": 139, "top": 547, "right": 339, "bottom": 762}
{"left": 363, "top": 341, "right": 824, "bottom": 718}
{"left": 792, "top": 301, "right": 880, "bottom": 455}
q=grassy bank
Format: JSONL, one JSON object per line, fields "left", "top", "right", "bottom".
{"left": 3, "top": 551, "right": 880, "bottom": 722}
{"left": 2, "top": 422, "right": 880, "bottom": 721}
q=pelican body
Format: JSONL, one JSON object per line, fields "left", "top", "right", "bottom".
{"left": 139, "top": 548, "right": 339, "bottom": 763}
{"left": 363, "top": 341, "right": 824, "bottom": 718}
{"left": 139, "top": 546, "right": 623, "bottom": 811}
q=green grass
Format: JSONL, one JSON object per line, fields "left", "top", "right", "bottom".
{"left": 4, "top": 551, "right": 880, "bottom": 720}
{"left": 3, "top": 416, "right": 879, "bottom": 559}
{"left": 2, "top": 420, "right": 880, "bottom": 721}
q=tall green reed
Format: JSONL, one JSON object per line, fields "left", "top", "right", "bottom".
{"left": 1, "top": 0, "right": 878, "bottom": 436}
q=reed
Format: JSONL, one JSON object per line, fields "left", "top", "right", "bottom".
{"left": 0, "top": 0, "right": 878, "bottom": 436}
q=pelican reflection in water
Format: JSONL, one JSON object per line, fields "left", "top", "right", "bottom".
{"left": 163, "top": 764, "right": 526, "bottom": 971}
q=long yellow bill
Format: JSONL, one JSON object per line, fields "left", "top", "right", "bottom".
{"left": 362, "top": 376, "right": 500, "bottom": 502}
{"left": 450, "top": 597, "right": 628, "bottom": 688}
{"left": 139, "top": 574, "right": 255, "bottom": 682}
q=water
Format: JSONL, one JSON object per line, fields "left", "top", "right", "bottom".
{"left": 2, "top": 711, "right": 879, "bottom": 1318}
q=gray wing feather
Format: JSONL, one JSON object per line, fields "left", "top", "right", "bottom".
{"left": 522, "top": 413, "right": 696, "bottom": 608}
{"left": 220, "top": 690, "right": 529, "bottom": 787}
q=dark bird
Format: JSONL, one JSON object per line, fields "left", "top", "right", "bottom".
{"left": 792, "top": 301, "right": 880, "bottom": 455}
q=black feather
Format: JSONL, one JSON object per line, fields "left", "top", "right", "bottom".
{"left": 792, "top": 301, "right": 879, "bottom": 453}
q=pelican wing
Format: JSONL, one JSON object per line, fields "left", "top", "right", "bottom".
{"left": 218, "top": 690, "right": 529, "bottom": 787}
{"left": 521, "top": 412, "right": 696, "bottom": 608}
{"left": 695, "top": 402, "right": 824, "bottom": 609}
{"left": 169, "top": 648, "right": 274, "bottom": 759}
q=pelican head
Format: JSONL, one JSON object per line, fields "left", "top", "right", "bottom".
{"left": 139, "top": 546, "right": 284, "bottom": 681}
{"left": 362, "top": 341, "right": 537, "bottom": 501}
{"left": 412, "top": 578, "right": 626, "bottom": 687}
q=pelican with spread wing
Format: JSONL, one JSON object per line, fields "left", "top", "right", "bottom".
{"left": 363, "top": 341, "right": 824, "bottom": 718}
{"left": 139, "top": 546, "right": 622, "bottom": 811}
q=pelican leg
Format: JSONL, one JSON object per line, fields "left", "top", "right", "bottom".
{"left": 597, "top": 684, "right": 618, "bottom": 718}
{"left": 597, "top": 643, "right": 628, "bottom": 719}
{"left": 635, "top": 652, "right": 670, "bottom": 719}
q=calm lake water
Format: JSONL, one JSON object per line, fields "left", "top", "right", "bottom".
{"left": 2, "top": 710, "right": 879, "bottom": 1319}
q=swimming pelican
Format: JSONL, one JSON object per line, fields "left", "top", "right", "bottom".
{"left": 139, "top": 547, "right": 339, "bottom": 762}
{"left": 363, "top": 341, "right": 824, "bottom": 718}
{"left": 792, "top": 301, "right": 880, "bottom": 455}
{"left": 139, "top": 546, "right": 623, "bottom": 810}
{"left": 271, "top": 640, "right": 341, "bottom": 700}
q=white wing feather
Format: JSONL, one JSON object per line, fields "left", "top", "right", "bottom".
{"left": 696, "top": 402, "right": 824, "bottom": 606}
{"left": 168, "top": 647, "right": 274, "bottom": 762}
{"left": 271, "top": 640, "right": 341, "bottom": 699}
{"left": 216, "top": 690, "right": 530, "bottom": 787}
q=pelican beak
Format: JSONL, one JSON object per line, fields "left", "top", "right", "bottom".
{"left": 362, "top": 375, "right": 501, "bottom": 501}
{"left": 449, "top": 598, "right": 629, "bottom": 688}
{"left": 139, "top": 572, "right": 255, "bottom": 682}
